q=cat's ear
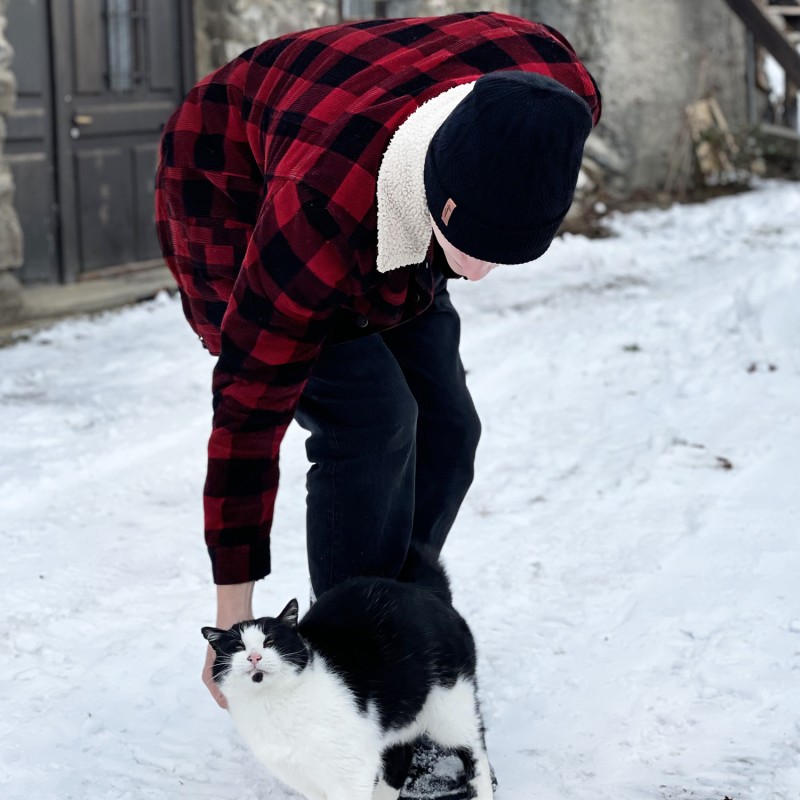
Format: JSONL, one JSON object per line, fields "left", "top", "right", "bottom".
{"left": 201, "top": 626, "right": 227, "bottom": 649}
{"left": 277, "top": 599, "right": 299, "bottom": 628}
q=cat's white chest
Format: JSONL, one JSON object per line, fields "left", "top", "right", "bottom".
{"left": 226, "top": 660, "right": 381, "bottom": 795}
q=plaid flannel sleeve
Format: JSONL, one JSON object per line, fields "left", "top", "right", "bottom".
{"left": 204, "top": 177, "right": 354, "bottom": 585}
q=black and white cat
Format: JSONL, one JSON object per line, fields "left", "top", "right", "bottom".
{"left": 201, "top": 557, "right": 493, "bottom": 800}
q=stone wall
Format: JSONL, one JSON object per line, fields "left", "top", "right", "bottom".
{"left": 0, "top": 0, "right": 23, "bottom": 320}
{"left": 386, "top": 0, "right": 501, "bottom": 15}
{"left": 194, "top": 0, "right": 339, "bottom": 78}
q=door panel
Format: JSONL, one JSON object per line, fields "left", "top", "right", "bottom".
{"left": 149, "top": 4, "right": 181, "bottom": 92}
{"left": 7, "top": 154, "right": 56, "bottom": 281}
{"left": 73, "top": 0, "right": 105, "bottom": 95}
{"left": 133, "top": 143, "right": 161, "bottom": 261}
{"left": 75, "top": 148, "right": 136, "bottom": 271}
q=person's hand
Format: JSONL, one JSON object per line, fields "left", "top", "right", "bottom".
{"left": 203, "top": 581, "right": 255, "bottom": 709}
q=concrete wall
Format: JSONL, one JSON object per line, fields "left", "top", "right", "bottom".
{"left": 0, "top": 0, "right": 23, "bottom": 320}
{"left": 522, "top": 0, "right": 749, "bottom": 191}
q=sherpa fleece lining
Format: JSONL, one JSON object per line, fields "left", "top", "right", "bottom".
{"left": 376, "top": 81, "right": 476, "bottom": 273}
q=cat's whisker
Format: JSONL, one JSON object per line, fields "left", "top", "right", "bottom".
{"left": 276, "top": 648, "right": 307, "bottom": 658}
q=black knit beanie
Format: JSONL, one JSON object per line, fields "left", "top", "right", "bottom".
{"left": 424, "top": 71, "right": 593, "bottom": 264}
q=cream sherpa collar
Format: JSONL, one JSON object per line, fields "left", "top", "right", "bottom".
{"left": 376, "top": 81, "right": 476, "bottom": 273}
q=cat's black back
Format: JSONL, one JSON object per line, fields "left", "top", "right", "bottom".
{"left": 299, "top": 577, "right": 477, "bottom": 731}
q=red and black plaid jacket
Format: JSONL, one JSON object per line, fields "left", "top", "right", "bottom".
{"left": 155, "top": 11, "right": 602, "bottom": 584}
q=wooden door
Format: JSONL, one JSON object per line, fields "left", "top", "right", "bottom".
{"left": 50, "top": 0, "right": 194, "bottom": 279}
{"left": 6, "top": 0, "right": 194, "bottom": 284}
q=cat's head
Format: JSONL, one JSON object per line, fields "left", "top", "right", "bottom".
{"left": 201, "top": 599, "right": 309, "bottom": 696}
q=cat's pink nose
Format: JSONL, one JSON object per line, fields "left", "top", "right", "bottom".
{"left": 248, "top": 653, "right": 262, "bottom": 665}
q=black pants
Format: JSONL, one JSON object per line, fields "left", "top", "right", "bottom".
{"left": 295, "top": 277, "right": 481, "bottom": 598}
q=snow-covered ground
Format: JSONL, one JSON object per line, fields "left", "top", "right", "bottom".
{"left": 1, "top": 180, "right": 799, "bottom": 800}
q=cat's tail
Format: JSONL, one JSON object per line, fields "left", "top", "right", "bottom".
{"left": 397, "top": 542, "right": 453, "bottom": 605}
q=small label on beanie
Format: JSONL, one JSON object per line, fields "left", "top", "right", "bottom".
{"left": 442, "top": 198, "right": 457, "bottom": 226}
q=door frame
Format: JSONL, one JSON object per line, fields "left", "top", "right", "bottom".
{"left": 47, "top": 0, "right": 195, "bottom": 283}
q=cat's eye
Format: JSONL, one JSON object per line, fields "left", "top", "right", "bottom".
{"left": 263, "top": 637, "right": 273, "bottom": 648}
{"left": 233, "top": 642, "right": 245, "bottom": 652}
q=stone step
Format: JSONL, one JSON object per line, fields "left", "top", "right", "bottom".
{"left": 0, "top": 265, "right": 175, "bottom": 347}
